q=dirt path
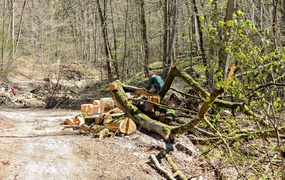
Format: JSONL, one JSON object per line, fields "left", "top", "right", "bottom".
{"left": 0, "top": 108, "right": 165, "bottom": 180}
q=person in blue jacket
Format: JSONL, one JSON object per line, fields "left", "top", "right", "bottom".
{"left": 146, "top": 71, "right": 164, "bottom": 94}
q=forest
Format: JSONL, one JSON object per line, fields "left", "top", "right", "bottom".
{"left": 1, "top": 0, "right": 285, "bottom": 179}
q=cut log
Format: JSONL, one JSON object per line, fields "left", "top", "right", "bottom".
{"left": 104, "top": 117, "right": 124, "bottom": 131}
{"left": 104, "top": 116, "right": 137, "bottom": 134}
{"left": 147, "top": 95, "right": 161, "bottom": 103}
{"left": 100, "top": 97, "right": 114, "bottom": 113}
{"left": 81, "top": 104, "right": 93, "bottom": 113}
{"left": 92, "top": 100, "right": 101, "bottom": 114}
{"left": 119, "top": 117, "right": 137, "bottom": 135}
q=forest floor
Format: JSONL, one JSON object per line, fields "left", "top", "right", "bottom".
{"left": 0, "top": 61, "right": 230, "bottom": 180}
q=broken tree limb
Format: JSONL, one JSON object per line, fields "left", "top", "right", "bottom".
{"left": 159, "top": 65, "right": 209, "bottom": 100}
{"left": 109, "top": 79, "right": 224, "bottom": 141}
{"left": 161, "top": 65, "right": 260, "bottom": 118}
{"left": 188, "top": 126, "right": 285, "bottom": 144}
{"left": 150, "top": 154, "right": 176, "bottom": 180}
{"left": 162, "top": 150, "right": 187, "bottom": 180}
{"left": 170, "top": 88, "right": 224, "bottom": 134}
{"left": 109, "top": 66, "right": 246, "bottom": 141}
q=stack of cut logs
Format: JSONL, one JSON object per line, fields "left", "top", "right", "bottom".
{"left": 61, "top": 96, "right": 137, "bottom": 135}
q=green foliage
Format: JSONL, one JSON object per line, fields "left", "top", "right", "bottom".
{"left": 198, "top": 6, "right": 285, "bottom": 178}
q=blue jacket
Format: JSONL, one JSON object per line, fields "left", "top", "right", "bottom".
{"left": 146, "top": 75, "right": 164, "bottom": 93}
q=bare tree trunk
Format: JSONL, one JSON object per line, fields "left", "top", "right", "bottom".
{"left": 168, "top": 0, "right": 178, "bottom": 67}
{"left": 185, "top": 1, "right": 196, "bottom": 67}
{"left": 121, "top": 0, "right": 129, "bottom": 81}
{"left": 272, "top": 0, "right": 279, "bottom": 36}
{"left": 1, "top": 0, "right": 6, "bottom": 72}
{"left": 15, "top": 0, "right": 26, "bottom": 55}
{"left": 208, "top": 0, "right": 218, "bottom": 90}
{"left": 256, "top": 0, "right": 264, "bottom": 30}
{"left": 9, "top": 0, "right": 15, "bottom": 65}
{"left": 139, "top": 0, "right": 150, "bottom": 78}
{"left": 97, "top": 0, "right": 113, "bottom": 81}
{"left": 91, "top": 11, "right": 99, "bottom": 64}
{"left": 218, "top": 0, "right": 235, "bottom": 80}
{"left": 163, "top": 0, "right": 169, "bottom": 78}
{"left": 192, "top": 0, "right": 209, "bottom": 86}
{"left": 282, "top": 0, "right": 285, "bottom": 36}
{"left": 109, "top": 0, "right": 119, "bottom": 79}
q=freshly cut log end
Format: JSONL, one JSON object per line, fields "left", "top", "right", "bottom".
{"left": 103, "top": 116, "right": 137, "bottom": 135}
{"left": 119, "top": 118, "right": 137, "bottom": 135}
{"left": 109, "top": 84, "right": 116, "bottom": 91}
{"left": 147, "top": 95, "right": 161, "bottom": 103}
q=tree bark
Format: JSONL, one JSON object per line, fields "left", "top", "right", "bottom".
{"left": 121, "top": 0, "right": 129, "bottom": 81}
{"left": 97, "top": 0, "right": 113, "bottom": 81}
{"left": 168, "top": 0, "right": 178, "bottom": 67}
{"left": 218, "top": 0, "right": 235, "bottom": 80}
{"left": 109, "top": 0, "right": 119, "bottom": 79}
{"left": 163, "top": 0, "right": 170, "bottom": 78}
{"left": 139, "top": 0, "right": 150, "bottom": 77}
{"left": 1, "top": 0, "right": 6, "bottom": 71}
{"left": 109, "top": 66, "right": 225, "bottom": 141}
{"left": 109, "top": 65, "right": 258, "bottom": 141}
{"left": 192, "top": 0, "right": 209, "bottom": 87}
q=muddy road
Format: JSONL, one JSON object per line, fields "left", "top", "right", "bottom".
{"left": 0, "top": 108, "right": 167, "bottom": 180}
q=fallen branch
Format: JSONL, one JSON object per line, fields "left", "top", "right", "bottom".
{"left": 109, "top": 68, "right": 224, "bottom": 141}
{"left": 162, "top": 150, "right": 187, "bottom": 180}
{"left": 150, "top": 154, "right": 176, "bottom": 180}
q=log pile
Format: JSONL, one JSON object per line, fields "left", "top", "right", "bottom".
{"left": 61, "top": 96, "right": 137, "bottom": 137}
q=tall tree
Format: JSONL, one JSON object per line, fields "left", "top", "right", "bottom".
{"left": 97, "top": 0, "right": 113, "bottom": 81}
{"left": 282, "top": 0, "right": 285, "bottom": 36}
{"left": 192, "top": 0, "right": 209, "bottom": 85}
{"left": 217, "top": 0, "right": 235, "bottom": 80}
{"left": 272, "top": 0, "right": 279, "bottom": 36}
{"left": 139, "top": 0, "right": 150, "bottom": 77}
{"left": 162, "top": 0, "right": 170, "bottom": 78}
{"left": 168, "top": 0, "right": 178, "bottom": 69}
{"left": 1, "top": 0, "right": 7, "bottom": 72}
{"left": 15, "top": 0, "right": 26, "bottom": 55}
{"left": 9, "top": 0, "right": 15, "bottom": 66}
{"left": 109, "top": 0, "right": 119, "bottom": 79}
{"left": 121, "top": 0, "right": 129, "bottom": 81}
